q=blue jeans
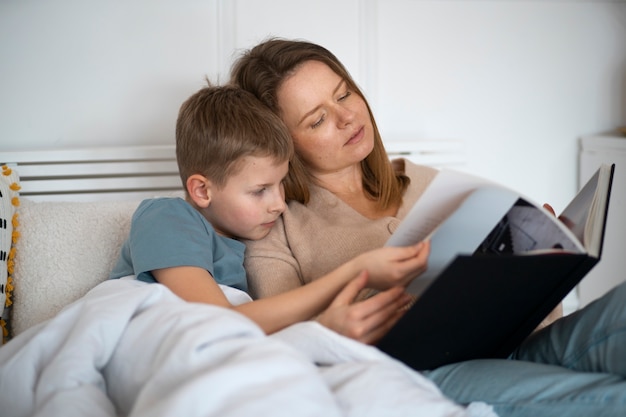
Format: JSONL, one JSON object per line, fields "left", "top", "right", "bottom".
{"left": 425, "top": 281, "right": 626, "bottom": 417}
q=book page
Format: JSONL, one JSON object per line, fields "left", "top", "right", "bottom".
{"left": 386, "top": 169, "right": 498, "bottom": 247}
{"left": 405, "top": 186, "right": 520, "bottom": 296}
{"left": 558, "top": 170, "right": 598, "bottom": 244}
{"left": 475, "top": 199, "right": 583, "bottom": 255}
{"left": 388, "top": 168, "right": 582, "bottom": 250}
{"left": 558, "top": 164, "right": 613, "bottom": 257}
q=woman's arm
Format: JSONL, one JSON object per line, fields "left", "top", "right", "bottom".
{"left": 244, "top": 251, "right": 303, "bottom": 299}
{"left": 244, "top": 216, "right": 305, "bottom": 299}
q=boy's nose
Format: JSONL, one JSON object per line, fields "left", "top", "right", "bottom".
{"left": 270, "top": 192, "right": 286, "bottom": 213}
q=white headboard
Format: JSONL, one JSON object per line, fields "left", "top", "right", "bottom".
{"left": 385, "top": 139, "right": 466, "bottom": 168}
{"left": 0, "top": 139, "right": 465, "bottom": 203}
{"left": 0, "top": 145, "right": 182, "bottom": 202}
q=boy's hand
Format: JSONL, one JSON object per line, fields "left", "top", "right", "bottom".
{"left": 316, "top": 271, "right": 413, "bottom": 344}
{"left": 354, "top": 241, "right": 430, "bottom": 290}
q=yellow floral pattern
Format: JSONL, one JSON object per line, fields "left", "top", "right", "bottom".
{"left": 1, "top": 165, "right": 20, "bottom": 343}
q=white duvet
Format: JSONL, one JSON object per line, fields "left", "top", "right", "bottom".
{"left": 0, "top": 278, "right": 497, "bottom": 417}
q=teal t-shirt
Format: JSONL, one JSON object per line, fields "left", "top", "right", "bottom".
{"left": 109, "top": 197, "right": 247, "bottom": 292}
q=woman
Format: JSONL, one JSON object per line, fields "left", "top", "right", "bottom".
{"left": 230, "top": 38, "right": 626, "bottom": 416}
{"left": 231, "top": 39, "right": 439, "bottom": 343}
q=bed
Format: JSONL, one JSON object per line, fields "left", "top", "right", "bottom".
{"left": 0, "top": 144, "right": 495, "bottom": 417}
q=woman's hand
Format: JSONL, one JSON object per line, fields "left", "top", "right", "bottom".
{"left": 316, "top": 270, "right": 413, "bottom": 344}
{"left": 543, "top": 203, "right": 556, "bottom": 216}
{"left": 352, "top": 241, "right": 430, "bottom": 290}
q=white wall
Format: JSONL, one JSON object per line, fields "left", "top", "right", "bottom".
{"left": 375, "top": 0, "right": 626, "bottom": 210}
{"left": 1, "top": 0, "right": 625, "bottom": 211}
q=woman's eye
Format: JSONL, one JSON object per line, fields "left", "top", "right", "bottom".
{"left": 338, "top": 91, "right": 351, "bottom": 101}
{"left": 253, "top": 187, "right": 267, "bottom": 196}
{"left": 311, "top": 115, "right": 325, "bottom": 129}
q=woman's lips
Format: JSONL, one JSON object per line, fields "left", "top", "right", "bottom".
{"left": 345, "top": 126, "right": 364, "bottom": 146}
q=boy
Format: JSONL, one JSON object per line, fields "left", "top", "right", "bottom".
{"left": 110, "top": 85, "right": 428, "bottom": 335}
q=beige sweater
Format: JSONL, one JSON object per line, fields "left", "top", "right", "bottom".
{"left": 244, "top": 159, "right": 438, "bottom": 299}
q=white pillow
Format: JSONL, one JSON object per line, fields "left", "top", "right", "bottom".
{"left": 11, "top": 199, "right": 140, "bottom": 336}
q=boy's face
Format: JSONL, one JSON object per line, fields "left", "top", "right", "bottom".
{"left": 204, "top": 156, "right": 288, "bottom": 241}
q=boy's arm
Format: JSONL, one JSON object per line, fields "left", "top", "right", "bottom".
{"left": 153, "top": 264, "right": 365, "bottom": 333}
{"left": 153, "top": 264, "right": 408, "bottom": 336}
{"left": 153, "top": 266, "right": 232, "bottom": 307}
{"left": 154, "top": 264, "right": 356, "bottom": 333}
{"left": 153, "top": 242, "right": 428, "bottom": 336}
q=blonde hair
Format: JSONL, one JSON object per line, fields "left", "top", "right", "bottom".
{"left": 176, "top": 84, "right": 293, "bottom": 190}
{"left": 230, "top": 38, "right": 408, "bottom": 208}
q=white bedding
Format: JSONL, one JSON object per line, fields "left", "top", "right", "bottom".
{"left": 0, "top": 278, "right": 497, "bottom": 417}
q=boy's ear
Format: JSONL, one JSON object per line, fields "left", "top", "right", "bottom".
{"left": 186, "top": 174, "right": 212, "bottom": 208}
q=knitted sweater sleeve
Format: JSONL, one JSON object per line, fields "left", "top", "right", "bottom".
{"left": 243, "top": 214, "right": 304, "bottom": 299}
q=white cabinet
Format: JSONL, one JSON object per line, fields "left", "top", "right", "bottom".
{"left": 577, "top": 134, "right": 626, "bottom": 307}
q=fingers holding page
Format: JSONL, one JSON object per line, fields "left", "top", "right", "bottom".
{"left": 542, "top": 203, "right": 556, "bottom": 216}
{"left": 360, "top": 240, "right": 430, "bottom": 290}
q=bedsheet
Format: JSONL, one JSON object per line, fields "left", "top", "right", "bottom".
{"left": 0, "top": 278, "right": 497, "bottom": 417}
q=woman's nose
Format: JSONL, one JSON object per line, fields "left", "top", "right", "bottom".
{"left": 335, "top": 104, "right": 355, "bottom": 126}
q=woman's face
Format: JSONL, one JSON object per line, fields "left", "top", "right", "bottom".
{"left": 276, "top": 60, "right": 374, "bottom": 176}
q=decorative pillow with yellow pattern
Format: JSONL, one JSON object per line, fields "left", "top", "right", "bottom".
{"left": 0, "top": 165, "right": 20, "bottom": 344}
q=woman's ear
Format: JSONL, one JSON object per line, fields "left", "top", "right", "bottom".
{"left": 186, "top": 174, "right": 212, "bottom": 208}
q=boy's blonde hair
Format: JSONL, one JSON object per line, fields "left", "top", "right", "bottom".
{"left": 176, "top": 84, "right": 294, "bottom": 190}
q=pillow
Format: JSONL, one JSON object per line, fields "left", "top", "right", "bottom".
{"left": 0, "top": 165, "right": 20, "bottom": 344}
{"left": 11, "top": 198, "right": 140, "bottom": 336}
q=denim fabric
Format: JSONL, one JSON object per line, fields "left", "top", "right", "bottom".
{"left": 425, "top": 282, "right": 626, "bottom": 417}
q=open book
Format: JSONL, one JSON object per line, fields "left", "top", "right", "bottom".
{"left": 377, "top": 164, "right": 615, "bottom": 371}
